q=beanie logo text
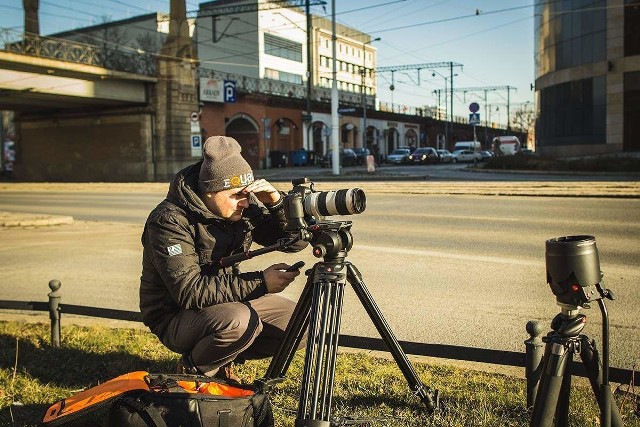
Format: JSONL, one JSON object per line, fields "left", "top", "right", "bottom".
{"left": 223, "top": 172, "right": 254, "bottom": 189}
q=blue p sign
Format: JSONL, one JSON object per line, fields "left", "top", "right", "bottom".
{"left": 224, "top": 80, "right": 237, "bottom": 103}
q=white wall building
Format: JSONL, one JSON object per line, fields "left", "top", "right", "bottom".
{"left": 196, "top": 0, "right": 378, "bottom": 96}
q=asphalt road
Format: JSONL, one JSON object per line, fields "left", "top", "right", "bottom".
{"left": 0, "top": 185, "right": 639, "bottom": 373}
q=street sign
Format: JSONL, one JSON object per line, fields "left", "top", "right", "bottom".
{"left": 190, "top": 112, "right": 199, "bottom": 122}
{"left": 338, "top": 107, "right": 356, "bottom": 114}
{"left": 469, "top": 113, "right": 480, "bottom": 125}
{"left": 191, "top": 134, "right": 202, "bottom": 157}
{"left": 469, "top": 102, "right": 480, "bottom": 113}
{"left": 224, "top": 80, "right": 237, "bottom": 103}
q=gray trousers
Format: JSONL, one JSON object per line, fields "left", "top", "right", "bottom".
{"left": 161, "top": 294, "right": 303, "bottom": 376}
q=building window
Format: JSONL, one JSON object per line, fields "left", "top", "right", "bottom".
{"left": 264, "top": 33, "right": 303, "bottom": 62}
{"left": 538, "top": 76, "right": 606, "bottom": 146}
{"left": 535, "top": 0, "right": 606, "bottom": 75}
{"left": 265, "top": 68, "right": 303, "bottom": 84}
{"left": 625, "top": 0, "right": 640, "bottom": 56}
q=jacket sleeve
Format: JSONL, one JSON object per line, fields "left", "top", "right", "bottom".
{"left": 248, "top": 194, "right": 308, "bottom": 253}
{"left": 144, "top": 210, "right": 268, "bottom": 310}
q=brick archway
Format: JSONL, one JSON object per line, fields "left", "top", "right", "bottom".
{"left": 225, "top": 114, "right": 260, "bottom": 169}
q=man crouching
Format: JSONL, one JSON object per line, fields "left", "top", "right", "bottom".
{"left": 140, "top": 136, "right": 307, "bottom": 382}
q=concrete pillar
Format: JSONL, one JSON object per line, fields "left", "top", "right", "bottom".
{"left": 23, "top": 0, "right": 39, "bottom": 35}
{"left": 153, "top": 0, "right": 199, "bottom": 180}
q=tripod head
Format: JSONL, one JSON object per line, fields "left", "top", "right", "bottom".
{"left": 307, "top": 220, "right": 353, "bottom": 262}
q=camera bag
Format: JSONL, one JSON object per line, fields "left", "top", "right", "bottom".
{"left": 42, "top": 371, "right": 274, "bottom": 427}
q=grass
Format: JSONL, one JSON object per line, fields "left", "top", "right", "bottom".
{"left": 0, "top": 321, "right": 638, "bottom": 427}
{"left": 484, "top": 154, "right": 640, "bottom": 173}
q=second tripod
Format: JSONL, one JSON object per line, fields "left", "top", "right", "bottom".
{"left": 260, "top": 221, "right": 439, "bottom": 426}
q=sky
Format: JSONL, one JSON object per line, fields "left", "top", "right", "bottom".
{"left": 0, "top": 0, "right": 535, "bottom": 127}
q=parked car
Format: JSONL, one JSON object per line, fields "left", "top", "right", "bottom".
{"left": 480, "top": 150, "right": 493, "bottom": 161}
{"left": 386, "top": 148, "right": 411, "bottom": 164}
{"left": 407, "top": 147, "right": 439, "bottom": 164}
{"left": 353, "top": 147, "right": 371, "bottom": 165}
{"left": 451, "top": 149, "right": 482, "bottom": 163}
{"left": 320, "top": 148, "right": 358, "bottom": 167}
{"left": 436, "top": 149, "right": 453, "bottom": 163}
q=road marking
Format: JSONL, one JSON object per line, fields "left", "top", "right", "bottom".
{"left": 357, "top": 244, "right": 541, "bottom": 266}
{"left": 363, "top": 212, "right": 521, "bottom": 222}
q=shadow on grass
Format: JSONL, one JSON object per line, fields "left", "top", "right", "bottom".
{"left": 0, "top": 332, "right": 175, "bottom": 387}
{"left": 0, "top": 331, "right": 176, "bottom": 427}
{"left": 0, "top": 404, "right": 50, "bottom": 427}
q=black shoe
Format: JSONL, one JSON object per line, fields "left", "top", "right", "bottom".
{"left": 212, "top": 362, "right": 242, "bottom": 385}
{"left": 176, "top": 354, "right": 202, "bottom": 375}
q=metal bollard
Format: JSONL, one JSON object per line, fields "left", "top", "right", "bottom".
{"left": 48, "top": 279, "right": 62, "bottom": 348}
{"left": 524, "top": 320, "right": 544, "bottom": 408}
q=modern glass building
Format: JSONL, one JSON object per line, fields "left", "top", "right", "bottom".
{"left": 535, "top": 0, "right": 640, "bottom": 156}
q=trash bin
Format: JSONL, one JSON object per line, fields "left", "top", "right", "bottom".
{"left": 290, "top": 149, "right": 308, "bottom": 166}
{"left": 269, "top": 150, "right": 288, "bottom": 168}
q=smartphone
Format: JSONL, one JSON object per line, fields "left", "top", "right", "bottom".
{"left": 285, "top": 261, "right": 305, "bottom": 272}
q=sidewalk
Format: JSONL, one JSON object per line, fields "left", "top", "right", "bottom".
{"left": 256, "top": 164, "right": 427, "bottom": 181}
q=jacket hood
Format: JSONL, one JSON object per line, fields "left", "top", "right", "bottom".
{"left": 167, "top": 161, "right": 224, "bottom": 223}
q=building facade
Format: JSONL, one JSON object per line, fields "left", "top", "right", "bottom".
{"left": 535, "top": 0, "right": 640, "bottom": 157}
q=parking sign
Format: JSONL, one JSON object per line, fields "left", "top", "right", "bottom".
{"left": 191, "top": 134, "right": 202, "bottom": 157}
{"left": 224, "top": 80, "right": 237, "bottom": 103}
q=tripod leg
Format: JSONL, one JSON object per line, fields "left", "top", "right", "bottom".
{"left": 297, "top": 279, "right": 346, "bottom": 426}
{"left": 263, "top": 271, "right": 314, "bottom": 383}
{"left": 578, "top": 335, "right": 623, "bottom": 427}
{"left": 530, "top": 336, "right": 571, "bottom": 427}
{"left": 555, "top": 357, "right": 572, "bottom": 427}
{"left": 345, "top": 263, "right": 438, "bottom": 412}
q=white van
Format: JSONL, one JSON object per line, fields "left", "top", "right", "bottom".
{"left": 492, "top": 136, "right": 521, "bottom": 155}
{"left": 454, "top": 141, "right": 481, "bottom": 151}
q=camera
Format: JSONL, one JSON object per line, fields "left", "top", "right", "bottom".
{"left": 545, "top": 235, "right": 603, "bottom": 307}
{"left": 283, "top": 178, "right": 366, "bottom": 232}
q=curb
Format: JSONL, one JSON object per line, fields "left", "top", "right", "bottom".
{"left": 0, "top": 212, "right": 74, "bottom": 227}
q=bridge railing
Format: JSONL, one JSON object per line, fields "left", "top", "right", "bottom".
{"left": 199, "top": 67, "right": 370, "bottom": 107}
{"left": 0, "top": 28, "right": 156, "bottom": 76}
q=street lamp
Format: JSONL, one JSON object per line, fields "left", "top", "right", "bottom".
{"left": 361, "top": 37, "right": 380, "bottom": 150}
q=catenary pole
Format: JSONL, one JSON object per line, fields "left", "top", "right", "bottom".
{"left": 305, "top": 0, "right": 312, "bottom": 150}
{"left": 450, "top": 62, "right": 454, "bottom": 144}
{"left": 331, "top": 0, "right": 339, "bottom": 175}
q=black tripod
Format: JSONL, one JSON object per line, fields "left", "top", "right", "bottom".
{"left": 530, "top": 298, "right": 622, "bottom": 427}
{"left": 253, "top": 221, "right": 438, "bottom": 426}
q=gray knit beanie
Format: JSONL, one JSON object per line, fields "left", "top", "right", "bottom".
{"left": 198, "top": 136, "right": 254, "bottom": 192}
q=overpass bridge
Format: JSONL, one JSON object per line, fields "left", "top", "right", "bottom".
{"left": 0, "top": 28, "right": 202, "bottom": 182}
{"left": 0, "top": 28, "right": 154, "bottom": 112}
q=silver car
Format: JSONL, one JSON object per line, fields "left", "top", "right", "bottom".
{"left": 436, "top": 149, "right": 452, "bottom": 163}
{"left": 451, "top": 149, "right": 482, "bottom": 163}
{"left": 386, "top": 148, "right": 411, "bottom": 164}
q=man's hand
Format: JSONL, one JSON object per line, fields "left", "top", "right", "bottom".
{"left": 243, "top": 179, "right": 281, "bottom": 205}
{"left": 263, "top": 263, "right": 301, "bottom": 294}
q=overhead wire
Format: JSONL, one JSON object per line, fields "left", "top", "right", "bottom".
{"left": 7, "top": 0, "right": 617, "bottom": 107}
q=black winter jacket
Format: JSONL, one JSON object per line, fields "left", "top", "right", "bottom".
{"left": 139, "top": 161, "right": 306, "bottom": 338}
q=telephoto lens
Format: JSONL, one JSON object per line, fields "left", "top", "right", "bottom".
{"left": 303, "top": 188, "right": 366, "bottom": 218}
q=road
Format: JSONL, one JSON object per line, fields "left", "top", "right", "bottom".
{"left": 0, "top": 184, "right": 639, "bottom": 373}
